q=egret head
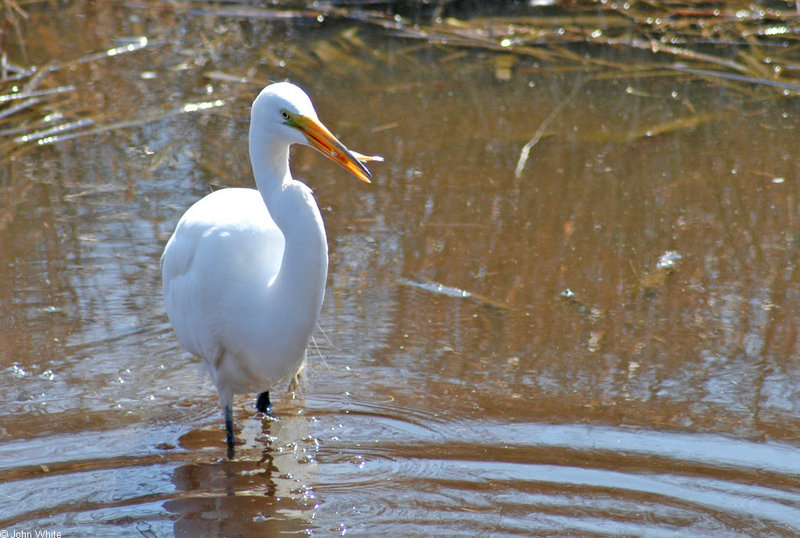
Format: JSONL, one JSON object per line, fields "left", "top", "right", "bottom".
{"left": 251, "top": 82, "right": 372, "bottom": 183}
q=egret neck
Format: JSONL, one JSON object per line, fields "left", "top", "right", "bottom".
{"left": 249, "top": 118, "right": 328, "bottom": 360}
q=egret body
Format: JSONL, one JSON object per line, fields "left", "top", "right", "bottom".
{"left": 161, "top": 82, "right": 373, "bottom": 454}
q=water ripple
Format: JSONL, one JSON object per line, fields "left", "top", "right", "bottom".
{"left": 309, "top": 411, "right": 800, "bottom": 535}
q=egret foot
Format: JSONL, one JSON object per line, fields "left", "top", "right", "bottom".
{"left": 256, "top": 391, "right": 272, "bottom": 414}
{"left": 224, "top": 404, "right": 235, "bottom": 459}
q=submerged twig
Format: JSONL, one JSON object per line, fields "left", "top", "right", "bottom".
{"left": 574, "top": 110, "right": 742, "bottom": 144}
{"left": 515, "top": 75, "right": 587, "bottom": 179}
{"left": 1, "top": 0, "right": 29, "bottom": 72}
{"left": 24, "top": 99, "right": 225, "bottom": 146}
{"left": 667, "top": 65, "right": 800, "bottom": 92}
{"left": 0, "top": 38, "right": 167, "bottom": 161}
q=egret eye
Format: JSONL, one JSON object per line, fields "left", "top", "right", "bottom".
{"left": 281, "top": 110, "right": 290, "bottom": 121}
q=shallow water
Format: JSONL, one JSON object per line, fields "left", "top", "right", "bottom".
{"left": 2, "top": 3, "right": 800, "bottom": 536}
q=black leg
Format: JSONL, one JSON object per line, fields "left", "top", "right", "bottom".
{"left": 256, "top": 391, "right": 271, "bottom": 413}
{"left": 224, "top": 404, "right": 235, "bottom": 459}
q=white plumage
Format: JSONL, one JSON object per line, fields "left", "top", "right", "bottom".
{"left": 161, "top": 82, "right": 374, "bottom": 455}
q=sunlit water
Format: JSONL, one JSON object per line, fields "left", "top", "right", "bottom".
{"left": 2, "top": 4, "right": 800, "bottom": 536}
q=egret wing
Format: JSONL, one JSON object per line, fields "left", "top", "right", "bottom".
{"left": 161, "top": 188, "right": 285, "bottom": 362}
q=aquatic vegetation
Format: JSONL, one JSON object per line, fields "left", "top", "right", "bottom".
{"left": 2, "top": 0, "right": 799, "bottom": 164}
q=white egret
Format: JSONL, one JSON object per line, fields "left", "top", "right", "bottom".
{"left": 161, "top": 82, "right": 376, "bottom": 455}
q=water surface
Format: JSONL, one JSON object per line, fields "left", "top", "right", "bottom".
{"left": 1, "top": 3, "right": 800, "bottom": 535}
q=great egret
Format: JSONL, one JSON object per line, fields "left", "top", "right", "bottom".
{"left": 161, "top": 82, "right": 376, "bottom": 455}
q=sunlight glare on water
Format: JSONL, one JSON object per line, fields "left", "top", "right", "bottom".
{"left": 1, "top": 2, "right": 800, "bottom": 536}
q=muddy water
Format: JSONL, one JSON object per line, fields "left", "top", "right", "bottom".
{"left": 2, "top": 3, "right": 800, "bottom": 536}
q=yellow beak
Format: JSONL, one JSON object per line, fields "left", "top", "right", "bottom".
{"left": 291, "top": 113, "right": 373, "bottom": 184}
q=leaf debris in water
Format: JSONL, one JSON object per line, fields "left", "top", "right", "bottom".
{"left": 656, "top": 250, "right": 682, "bottom": 272}
{"left": 399, "top": 278, "right": 472, "bottom": 298}
{"left": 398, "top": 278, "right": 509, "bottom": 310}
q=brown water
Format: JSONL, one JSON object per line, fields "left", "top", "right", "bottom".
{"left": 2, "top": 3, "right": 800, "bottom": 536}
